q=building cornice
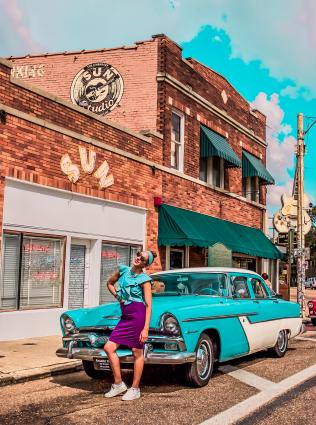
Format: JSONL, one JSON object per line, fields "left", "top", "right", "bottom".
{"left": 0, "top": 103, "right": 266, "bottom": 212}
{"left": 157, "top": 72, "right": 267, "bottom": 148}
{"left": 0, "top": 57, "right": 13, "bottom": 68}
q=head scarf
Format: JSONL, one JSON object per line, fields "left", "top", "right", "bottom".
{"left": 146, "top": 251, "right": 154, "bottom": 266}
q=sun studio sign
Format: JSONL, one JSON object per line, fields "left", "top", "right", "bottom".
{"left": 70, "top": 63, "right": 124, "bottom": 116}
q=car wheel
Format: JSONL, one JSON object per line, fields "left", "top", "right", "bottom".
{"left": 270, "top": 330, "right": 288, "bottom": 358}
{"left": 311, "top": 318, "right": 316, "bottom": 326}
{"left": 82, "top": 360, "right": 111, "bottom": 379}
{"left": 184, "top": 333, "right": 214, "bottom": 387}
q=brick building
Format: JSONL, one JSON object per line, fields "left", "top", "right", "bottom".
{"left": 0, "top": 35, "right": 280, "bottom": 340}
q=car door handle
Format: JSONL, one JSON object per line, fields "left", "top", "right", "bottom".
{"left": 253, "top": 300, "right": 260, "bottom": 304}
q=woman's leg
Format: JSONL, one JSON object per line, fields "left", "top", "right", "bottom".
{"left": 104, "top": 340, "right": 122, "bottom": 384}
{"left": 131, "top": 347, "right": 144, "bottom": 388}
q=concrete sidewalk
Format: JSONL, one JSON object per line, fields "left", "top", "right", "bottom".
{"left": 0, "top": 335, "right": 82, "bottom": 386}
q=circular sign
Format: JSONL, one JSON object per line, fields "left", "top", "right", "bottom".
{"left": 70, "top": 63, "right": 124, "bottom": 116}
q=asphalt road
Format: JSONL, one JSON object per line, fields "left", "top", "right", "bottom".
{"left": 0, "top": 333, "right": 315, "bottom": 425}
{"left": 236, "top": 376, "right": 316, "bottom": 425}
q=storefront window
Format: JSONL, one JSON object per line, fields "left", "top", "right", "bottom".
{"left": 99, "top": 243, "right": 141, "bottom": 305}
{"left": 0, "top": 233, "right": 64, "bottom": 310}
{"left": 232, "top": 256, "right": 257, "bottom": 272}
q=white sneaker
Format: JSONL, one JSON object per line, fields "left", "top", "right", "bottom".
{"left": 122, "top": 387, "right": 141, "bottom": 401}
{"left": 104, "top": 381, "right": 127, "bottom": 398}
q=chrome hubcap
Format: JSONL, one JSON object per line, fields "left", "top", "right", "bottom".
{"left": 277, "top": 330, "right": 286, "bottom": 352}
{"left": 196, "top": 341, "right": 211, "bottom": 379}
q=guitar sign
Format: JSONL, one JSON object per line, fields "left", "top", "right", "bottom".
{"left": 273, "top": 194, "right": 311, "bottom": 234}
{"left": 70, "top": 63, "right": 124, "bottom": 115}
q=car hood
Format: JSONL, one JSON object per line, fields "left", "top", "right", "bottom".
{"left": 63, "top": 295, "right": 227, "bottom": 330}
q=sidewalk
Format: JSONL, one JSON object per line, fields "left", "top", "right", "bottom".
{"left": 0, "top": 335, "right": 82, "bottom": 386}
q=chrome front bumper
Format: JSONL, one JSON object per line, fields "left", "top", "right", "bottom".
{"left": 56, "top": 333, "right": 195, "bottom": 365}
{"left": 56, "top": 346, "right": 196, "bottom": 364}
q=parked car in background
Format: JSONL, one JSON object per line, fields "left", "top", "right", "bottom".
{"left": 308, "top": 300, "right": 316, "bottom": 325}
{"left": 56, "top": 267, "right": 303, "bottom": 387}
{"left": 306, "top": 277, "right": 316, "bottom": 289}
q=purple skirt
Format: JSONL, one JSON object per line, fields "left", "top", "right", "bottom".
{"left": 109, "top": 301, "right": 146, "bottom": 349}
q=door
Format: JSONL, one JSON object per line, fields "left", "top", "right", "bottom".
{"left": 223, "top": 274, "right": 255, "bottom": 358}
{"left": 68, "top": 240, "right": 90, "bottom": 309}
{"left": 246, "top": 276, "right": 277, "bottom": 351}
{"left": 170, "top": 248, "right": 184, "bottom": 269}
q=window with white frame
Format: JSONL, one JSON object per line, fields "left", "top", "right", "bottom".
{"left": 0, "top": 233, "right": 64, "bottom": 311}
{"left": 99, "top": 243, "right": 141, "bottom": 305}
{"left": 199, "top": 156, "right": 225, "bottom": 189}
{"left": 171, "top": 111, "right": 184, "bottom": 171}
{"left": 242, "top": 176, "right": 259, "bottom": 202}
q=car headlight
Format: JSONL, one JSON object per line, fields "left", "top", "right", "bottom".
{"left": 61, "top": 314, "right": 77, "bottom": 335}
{"left": 308, "top": 301, "right": 313, "bottom": 308}
{"left": 162, "top": 314, "right": 181, "bottom": 336}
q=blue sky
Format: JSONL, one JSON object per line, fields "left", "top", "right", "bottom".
{"left": 1, "top": 0, "right": 316, "bottom": 221}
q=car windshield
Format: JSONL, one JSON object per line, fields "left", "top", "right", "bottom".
{"left": 151, "top": 272, "right": 228, "bottom": 297}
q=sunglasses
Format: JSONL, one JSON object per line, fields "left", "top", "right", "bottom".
{"left": 136, "top": 251, "right": 147, "bottom": 263}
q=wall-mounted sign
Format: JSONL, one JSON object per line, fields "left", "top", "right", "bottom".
{"left": 60, "top": 147, "right": 114, "bottom": 189}
{"left": 11, "top": 64, "right": 45, "bottom": 78}
{"left": 101, "top": 251, "right": 121, "bottom": 259}
{"left": 208, "top": 243, "right": 232, "bottom": 267}
{"left": 70, "top": 63, "right": 124, "bottom": 116}
{"left": 273, "top": 193, "right": 311, "bottom": 234}
{"left": 23, "top": 243, "right": 49, "bottom": 252}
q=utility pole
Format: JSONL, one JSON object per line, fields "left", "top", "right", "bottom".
{"left": 287, "top": 227, "right": 294, "bottom": 300}
{"left": 296, "top": 113, "right": 305, "bottom": 317}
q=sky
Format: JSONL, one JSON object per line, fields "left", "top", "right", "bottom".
{"left": 1, "top": 0, "right": 316, "bottom": 225}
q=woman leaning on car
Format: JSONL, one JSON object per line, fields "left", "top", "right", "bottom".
{"left": 104, "top": 250, "right": 157, "bottom": 401}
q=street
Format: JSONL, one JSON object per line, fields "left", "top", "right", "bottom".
{"left": 1, "top": 329, "right": 315, "bottom": 425}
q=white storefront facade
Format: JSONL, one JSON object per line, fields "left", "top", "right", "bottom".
{"left": 0, "top": 179, "right": 146, "bottom": 340}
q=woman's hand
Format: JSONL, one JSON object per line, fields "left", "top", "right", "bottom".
{"left": 139, "top": 328, "right": 149, "bottom": 343}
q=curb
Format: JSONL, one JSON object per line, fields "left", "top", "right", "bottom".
{"left": 0, "top": 360, "right": 83, "bottom": 387}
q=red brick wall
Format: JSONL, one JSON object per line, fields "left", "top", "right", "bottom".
{"left": 10, "top": 40, "right": 158, "bottom": 133}
{"left": 0, "top": 37, "right": 267, "bottom": 272}
{"left": 157, "top": 35, "right": 266, "bottom": 140}
{"left": 10, "top": 35, "right": 269, "bottom": 210}
{"left": 160, "top": 172, "right": 263, "bottom": 228}
{"left": 154, "top": 35, "right": 268, "bottom": 208}
{"left": 159, "top": 82, "right": 267, "bottom": 206}
{"left": 0, "top": 61, "right": 163, "bottom": 272}
{"left": 0, "top": 65, "right": 162, "bottom": 166}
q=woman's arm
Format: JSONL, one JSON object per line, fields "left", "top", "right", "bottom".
{"left": 106, "top": 269, "right": 121, "bottom": 301}
{"left": 140, "top": 281, "right": 152, "bottom": 343}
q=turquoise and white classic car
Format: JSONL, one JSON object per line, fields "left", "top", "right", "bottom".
{"left": 56, "top": 268, "right": 303, "bottom": 387}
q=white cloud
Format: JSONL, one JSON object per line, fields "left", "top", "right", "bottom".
{"left": 280, "top": 85, "right": 314, "bottom": 101}
{"left": 251, "top": 92, "right": 295, "bottom": 184}
{"left": 251, "top": 92, "right": 296, "bottom": 212}
{"left": 1, "top": 0, "right": 316, "bottom": 96}
{"left": 212, "top": 35, "right": 222, "bottom": 43}
{"left": 280, "top": 85, "right": 300, "bottom": 99}
{"left": 0, "top": 0, "right": 42, "bottom": 53}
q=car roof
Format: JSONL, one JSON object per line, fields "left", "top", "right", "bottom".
{"left": 150, "top": 267, "right": 262, "bottom": 278}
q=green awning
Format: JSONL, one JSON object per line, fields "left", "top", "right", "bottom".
{"left": 242, "top": 151, "right": 274, "bottom": 185}
{"left": 200, "top": 125, "right": 241, "bottom": 168}
{"left": 158, "top": 204, "right": 282, "bottom": 260}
